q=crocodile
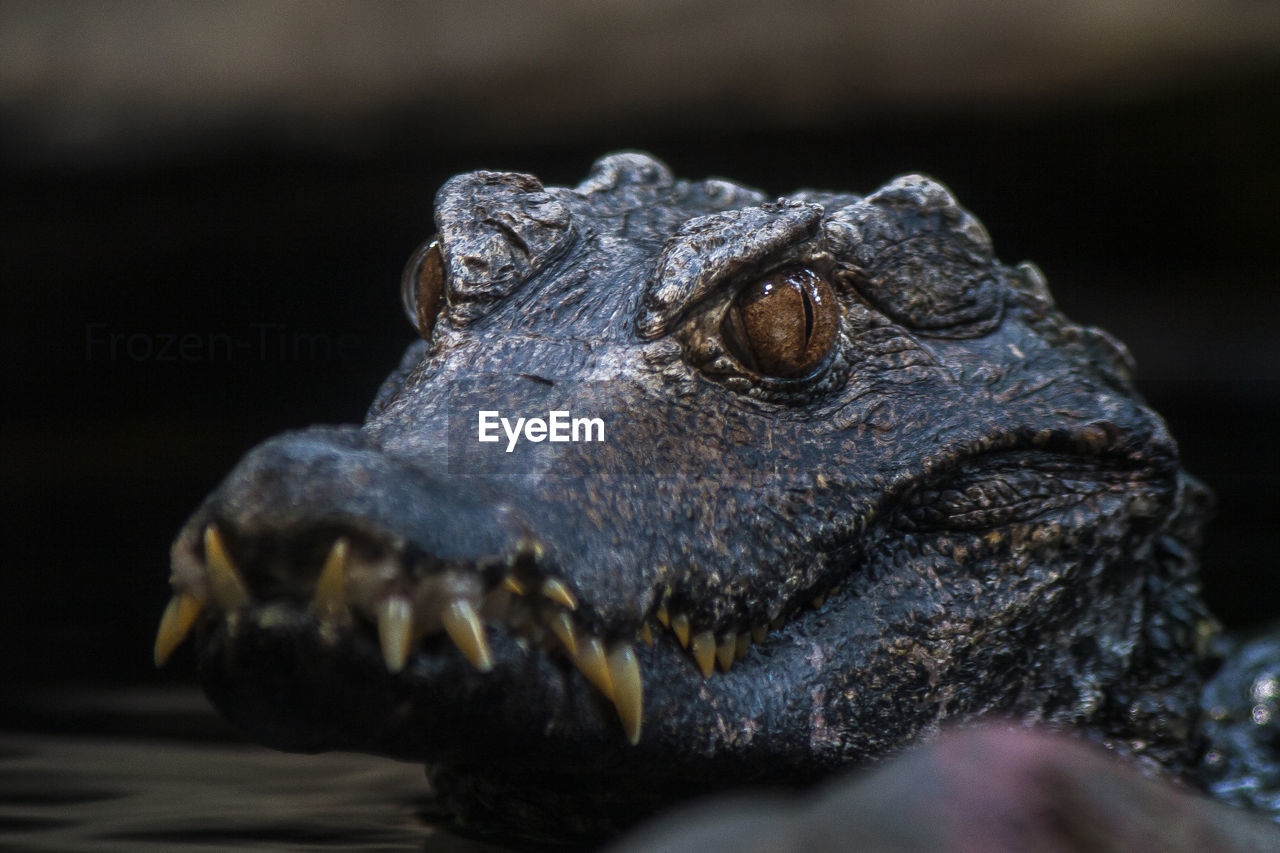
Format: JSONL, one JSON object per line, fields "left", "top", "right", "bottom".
{"left": 154, "top": 152, "right": 1280, "bottom": 847}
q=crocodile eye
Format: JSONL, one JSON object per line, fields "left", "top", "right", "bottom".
{"left": 400, "top": 237, "right": 445, "bottom": 340}
{"left": 722, "top": 267, "right": 839, "bottom": 378}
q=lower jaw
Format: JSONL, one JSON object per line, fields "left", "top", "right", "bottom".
{"left": 198, "top": 618, "right": 685, "bottom": 846}
{"left": 193, "top": 599, "right": 855, "bottom": 767}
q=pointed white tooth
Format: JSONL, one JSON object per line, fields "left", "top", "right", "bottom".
{"left": 607, "top": 644, "right": 643, "bottom": 745}
{"left": 574, "top": 636, "right": 614, "bottom": 700}
{"left": 637, "top": 622, "right": 654, "bottom": 647}
{"left": 377, "top": 595, "right": 414, "bottom": 673}
{"left": 203, "top": 525, "right": 249, "bottom": 609}
{"left": 549, "top": 610, "right": 578, "bottom": 656}
{"left": 716, "top": 636, "right": 736, "bottom": 673}
{"left": 153, "top": 592, "right": 205, "bottom": 667}
{"left": 442, "top": 598, "right": 493, "bottom": 672}
{"left": 503, "top": 576, "right": 527, "bottom": 595}
{"left": 655, "top": 603, "right": 670, "bottom": 628}
{"left": 691, "top": 631, "right": 716, "bottom": 678}
{"left": 541, "top": 578, "right": 577, "bottom": 610}
{"left": 312, "top": 538, "right": 350, "bottom": 623}
{"left": 671, "top": 613, "right": 691, "bottom": 648}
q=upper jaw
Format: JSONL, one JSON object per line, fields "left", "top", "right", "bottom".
{"left": 159, "top": 425, "right": 879, "bottom": 756}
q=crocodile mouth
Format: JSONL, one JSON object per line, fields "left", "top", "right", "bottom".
{"left": 156, "top": 512, "right": 861, "bottom": 748}
{"left": 156, "top": 411, "right": 1174, "bottom": 756}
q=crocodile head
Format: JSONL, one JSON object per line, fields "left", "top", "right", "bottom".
{"left": 158, "top": 153, "right": 1214, "bottom": 844}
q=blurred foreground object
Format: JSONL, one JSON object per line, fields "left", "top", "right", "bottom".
{"left": 611, "top": 725, "right": 1280, "bottom": 853}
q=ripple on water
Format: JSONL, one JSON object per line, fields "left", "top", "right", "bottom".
{"left": 0, "top": 731, "right": 512, "bottom": 852}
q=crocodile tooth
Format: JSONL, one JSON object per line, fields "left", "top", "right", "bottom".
{"left": 716, "top": 636, "right": 736, "bottom": 673}
{"left": 516, "top": 537, "right": 546, "bottom": 562}
{"left": 541, "top": 578, "right": 577, "bottom": 610}
{"left": 671, "top": 613, "right": 691, "bottom": 648}
{"left": 503, "top": 576, "right": 526, "bottom": 595}
{"left": 607, "top": 644, "right": 643, "bottom": 745}
{"left": 549, "top": 610, "right": 578, "bottom": 656}
{"left": 574, "top": 636, "right": 614, "bottom": 700}
{"left": 153, "top": 592, "right": 205, "bottom": 667}
{"left": 442, "top": 598, "right": 493, "bottom": 672}
{"left": 655, "top": 603, "right": 670, "bottom": 628}
{"left": 203, "top": 525, "right": 250, "bottom": 609}
{"left": 312, "top": 538, "right": 350, "bottom": 623}
{"left": 811, "top": 593, "right": 826, "bottom": 609}
{"left": 734, "top": 632, "right": 751, "bottom": 661}
{"left": 637, "top": 622, "right": 654, "bottom": 647}
{"left": 751, "top": 625, "right": 767, "bottom": 644}
{"left": 376, "top": 595, "right": 414, "bottom": 672}
{"left": 691, "top": 631, "right": 716, "bottom": 678}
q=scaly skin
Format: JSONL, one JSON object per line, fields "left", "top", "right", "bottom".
{"left": 158, "top": 153, "right": 1234, "bottom": 845}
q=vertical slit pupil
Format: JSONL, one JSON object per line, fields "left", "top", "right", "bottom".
{"left": 801, "top": 284, "right": 815, "bottom": 345}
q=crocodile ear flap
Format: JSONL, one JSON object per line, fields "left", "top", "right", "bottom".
{"left": 433, "top": 171, "right": 575, "bottom": 325}
{"left": 827, "top": 175, "right": 1005, "bottom": 338}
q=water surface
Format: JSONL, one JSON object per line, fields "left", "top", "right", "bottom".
{"left": 0, "top": 687, "right": 509, "bottom": 852}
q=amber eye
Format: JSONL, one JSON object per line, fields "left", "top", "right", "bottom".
{"left": 722, "top": 267, "right": 839, "bottom": 378}
{"left": 400, "top": 237, "right": 445, "bottom": 340}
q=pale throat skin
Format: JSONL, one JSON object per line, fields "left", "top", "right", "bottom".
{"left": 155, "top": 152, "right": 1230, "bottom": 844}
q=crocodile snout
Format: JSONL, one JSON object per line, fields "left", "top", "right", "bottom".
{"left": 158, "top": 424, "right": 647, "bottom": 744}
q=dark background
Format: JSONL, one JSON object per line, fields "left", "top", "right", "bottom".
{"left": 2, "top": 3, "right": 1278, "bottom": 696}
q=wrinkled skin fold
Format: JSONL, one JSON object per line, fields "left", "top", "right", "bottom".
{"left": 160, "top": 152, "right": 1266, "bottom": 844}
